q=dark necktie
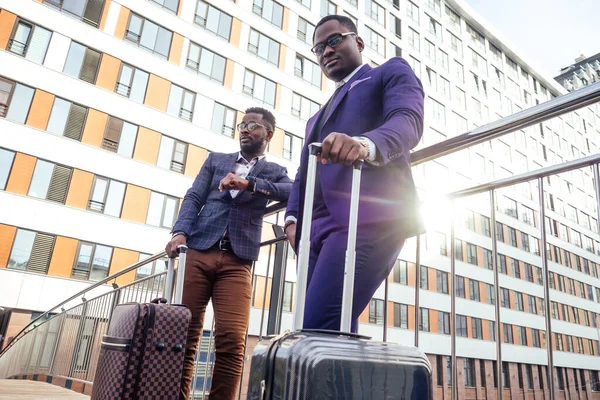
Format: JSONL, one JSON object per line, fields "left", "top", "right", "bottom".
{"left": 314, "top": 83, "right": 344, "bottom": 140}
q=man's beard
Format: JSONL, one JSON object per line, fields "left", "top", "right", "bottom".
{"left": 241, "top": 138, "right": 265, "bottom": 154}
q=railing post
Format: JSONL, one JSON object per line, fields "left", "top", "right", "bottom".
{"left": 383, "top": 277, "right": 388, "bottom": 342}
{"left": 489, "top": 190, "right": 503, "bottom": 400}
{"left": 450, "top": 203, "right": 457, "bottom": 400}
{"left": 538, "top": 177, "right": 555, "bottom": 400}
{"left": 68, "top": 301, "right": 89, "bottom": 377}
{"left": 49, "top": 313, "right": 66, "bottom": 377}
{"left": 259, "top": 245, "right": 274, "bottom": 340}
{"left": 414, "top": 235, "right": 421, "bottom": 347}
{"left": 267, "top": 236, "right": 287, "bottom": 335}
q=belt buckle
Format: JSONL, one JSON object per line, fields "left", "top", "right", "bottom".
{"left": 219, "top": 239, "right": 229, "bottom": 251}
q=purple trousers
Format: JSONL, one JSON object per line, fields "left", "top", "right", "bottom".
{"left": 303, "top": 213, "right": 405, "bottom": 333}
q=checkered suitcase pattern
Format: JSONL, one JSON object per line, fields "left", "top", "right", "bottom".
{"left": 91, "top": 302, "right": 191, "bottom": 399}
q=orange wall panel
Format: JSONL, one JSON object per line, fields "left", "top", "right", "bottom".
{"left": 121, "top": 184, "right": 151, "bottom": 224}
{"left": 114, "top": 6, "right": 131, "bottom": 40}
{"left": 65, "top": 169, "right": 94, "bottom": 210}
{"left": 275, "top": 84, "right": 282, "bottom": 111}
{"left": 230, "top": 18, "right": 242, "bottom": 48}
{"left": 278, "top": 45, "right": 286, "bottom": 70}
{"left": 429, "top": 310, "right": 438, "bottom": 333}
{"left": 95, "top": 54, "right": 121, "bottom": 92}
{"left": 144, "top": 74, "right": 170, "bottom": 111}
{"left": 479, "top": 281, "right": 487, "bottom": 303}
{"left": 5, "top": 153, "right": 36, "bottom": 195}
{"left": 359, "top": 308, "right": 369, "bottom": 324}
{"left": 428, "top": 267, "right": 436, "bottom": 292}
{"left": 47, "top": 236, "right": 78, "bottom": 278}
{"left": 268, "top": 127, "right": 284, "bottom": 158}
{"left": 407, "top": 262, "right": 416, "bottom": 287}
{"left": 110, "top": 248, "right": 139, "bottom": 286}
{"left": 168, "top": 33, "right": 184, "bottom": 64}
{"left": 81, "top": 109, "right": 108, "bottom": 147}
{"left": 0, "top": 224, "right": 17, "bottom": 268}
{"left": 132, "top": 127, "right": 161, "bottom": 165}
{"left": 98, "top": 0, "right": 112, "bottom": 31}
{"left": 184, "top": 145, "right": 208, "bottom": 178}
{"left": 282, "top": 7, "right": 290, "bottom": 33}
{"left": 224, "top": 59, "right": 235, "bottom": 89}
{"left": 482, "top": 318, "right": 490, "bottom": 340}
{"left": 25, "top": 90, "right": 55, "bottom": 130}
{"left": 408, "top": 305, "right": 415, "bottom": 330}
{"left": 0, "top": 10, "right": 17, "bottom": 50}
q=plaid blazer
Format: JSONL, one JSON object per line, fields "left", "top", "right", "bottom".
{"left": 172, "top": 152, "right": 293, "bottom": 261}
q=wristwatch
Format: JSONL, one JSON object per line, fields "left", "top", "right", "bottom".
{"left": 355, "top": 137, "right": 370, "bottom": 159}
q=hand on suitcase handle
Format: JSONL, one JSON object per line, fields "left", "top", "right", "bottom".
{"left": 310, "top": 142, "right": 364, "bottom": 169}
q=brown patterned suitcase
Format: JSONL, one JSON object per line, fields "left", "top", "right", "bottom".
{"left": 91, "top": 247, "right": 191, "bottom": 400}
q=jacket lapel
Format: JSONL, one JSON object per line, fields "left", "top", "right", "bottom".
{"left": 312, "top": 64, "right": 371, "bottom": 140}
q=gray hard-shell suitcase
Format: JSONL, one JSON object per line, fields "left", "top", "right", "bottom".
{"left": 247, "top": 143, "right": 433, "bottom": 399}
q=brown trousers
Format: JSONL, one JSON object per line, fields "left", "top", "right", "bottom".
{"left": 179, "top": 247, "right": 252, "bottom": 400}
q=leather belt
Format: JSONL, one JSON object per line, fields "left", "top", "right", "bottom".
{"left": 217, "top": 238, "right": 233, "bottom": 252}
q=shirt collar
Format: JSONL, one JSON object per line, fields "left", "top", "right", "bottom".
{"left": 335, "top": 63, "right": 367, "bottom": 89}
{"left": 237, "top": 152, "right": 266, "bottom": 164}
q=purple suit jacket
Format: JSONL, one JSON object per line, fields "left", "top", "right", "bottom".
{"left": 286, "top": 57, "right": 425, "bottom": 242}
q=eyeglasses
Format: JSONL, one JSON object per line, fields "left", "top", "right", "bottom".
{"left": 237, "top": 122, "right": 269, "bottom": 132}
{"left": 311, "top": 32, "right": 356, "bottom": 56}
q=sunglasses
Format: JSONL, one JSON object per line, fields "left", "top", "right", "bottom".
{"left": 237, "top": 122, "right": 269, "bottom": 132}
{"left": 311, "top": 32, "right": 356, "bottom": 56}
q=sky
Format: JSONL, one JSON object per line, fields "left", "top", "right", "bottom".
{"left": 463, "top": 0, "right": 600, "bottom": 78}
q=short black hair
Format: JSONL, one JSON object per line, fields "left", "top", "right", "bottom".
{"left": 313, "top": 15, "right": 358, "bottom": 42}
{"left": 245, "top": 107, "right": 276, "bottom": 131}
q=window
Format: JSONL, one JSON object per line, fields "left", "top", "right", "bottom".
{"left": 471, "top": 317, "right": 482, "bottom": 339}
{"left": 44, "top": 0, "right": 105, "bottom": 27}
{"left": 157, "top": 136, "right": 187, "bottom": 173}
{"left": 438, "top": 232, "right": 447, "bottom": 255}
{"left": 424, "top": 39, "right": 435, "bottom": 62}
{"left": 211, "top": 103, "right": 236, "bottom": 138}
{"left": 469, "top": 279, "right": 480, "bottom": 301}
{"left": 186, "top": 43, "right": 226, "bottom": 84}
{"left": 406, "top": 2, "right": 419, "bottom": 24}
{"left": 436, "top": 270, "right": 448, "bottom": 294}
{"left": 88, "top": 176, "right": 126, "bottom": 217}
{"left": 429, "top": 98, "right": 446, "bottom": 124}
{"left": 514, "top": 292, "right": 523, "bottom": 311}
{"left": 365, "top": 0, "right": 385, "bottom": 25}
{"left": 438, "top": 311, "right": 450, "bottom": 334}
{"left": 125, "top": 14, "right": 172, "bottom": 58}
{"left": 500, "top": 288, "right": 510, "bottom": 308}
{"left": 243, "top": 70, "right": 276, "bottom": 106}
{"left": 407, "top": 56, "right": 421, "bottom": 78}
{"left": 291, "top": 93, "right": 319, "bottom": 121}
{"left": 9, "top": 20, "right": 51, "bottom": 63}
{"left": 283, "top": 132, "right": 303, "bottom": 164}
{"left": 248, "top": 29, "right": 280, "bottom": 66}
{"left": 295, "top": 55, "right": 321, "bottom": 88}
{"left": 146, "top": 191, "right": 179, "bottom": 228}
{"left": 46, "top": 98, "right": 87, "bottom": 141}
{"left": 481, "top": 215, "right": 491, "bottom": 236}
{"left": 321, "top": 0, "right": 336, "bottom": 16}
{"left": 297, "top": 17, "right": 315, "bottom": 45}
{"left": 464, "top": 359, "right": 474, "bottom": 387}
{"left": 71, "top": 242, "right": 113, "bottom": 281}
{"left": 101, "top": 117, "right": 138, "bottom": 157}
{"left": 425, "top": 0, "right": 441, "bottom": 15}
{"left": 466, "top": 24, "right": 485, "bottom": 51}
{"left": 419, "top": 308, "right": 429, "bottom": 331}
{"left": 195, "top": 1, "right": 232, "bottom": 40}
{"left": 449, "top": 32, "right": 462, "bottom": 56}
{"left": 1, "top": 80, "right": 35, "bottom": 123}
{"left": 369, "top": 299, "right": 384, "bottom": 324}
{"left": 135, "top": 253, "right": 168, "bottom": 288}
{"left": 486, "top": 284, "right": 495, "bottom": 305}
{"left": 507, "top": 227, "right": 517, "bottom": 246}
{"left": 447, "top": 356, "right": 452, "bottom": 386}
{"left": 503, "top": 324, "right": 513, "bottom": 344}
{"left": 0, "top": 149, "right": 15, "bottom": 190}
{"left": 455, "top": 276, "right": 465, "bottom": 298}
{"left": 390, "top": 14, "right": 401, "bottom": 39}
{"left": 436, "top": 355, "right": 443, "bottom": 386}
{"left": 466, "top": 243, "right": 477, "bottom": 265}
{"left": 8, "top": 228, "right": 55, "bottom": 274}
{"left": 167, "top": 85, "right": 195, "bottom": 121}
{"left": 116, "top": 64, "right": 149, "bottom": 103}
{"left": 428, "top": 16, "right": 442, "bottom": 41}
{"left": 393, "top": 260, "right": 408, "bottom": 285}
{"left": 28, "top": 160, "right": 72, "bottom": 204}
{"left": 282, "top": 281, "right": 294, "bottom": 312}
{"left": 408, "top": 28, "right": 420, "bottom": 50}
{"left": 420, "top": 265, "right": 428, "bottom": 289}
{"left": 393, "top": 302, "right": 408, "bottom": 328}
{"left": 517, "top": 326, "right": 527, "bottom": 345}
{"left": 557, "top": 368, "right": 565, "bottom": 390}
{"left": 489, "top": 321, "right": 495, "bottom": 341}
{"left": 63, "top": 42, "right": 101, "bottom": 84}
{"left": 253, "top": 0, "right": 283, "bottom": 28}
{"left": 592, "top": 370, "right": 600, "bottom": 391}
{"left": 456, "top": 315, "right": 467, "bottom": 337}
{"left": 364, "top": 26, "right": 385, "bottom": 56}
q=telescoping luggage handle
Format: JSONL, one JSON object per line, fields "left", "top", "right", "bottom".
{"left": 165, "top": 245, "right": 188, "bottom": 305}
{"left": 293, "top": 142, "right": 363, "bottom": 333}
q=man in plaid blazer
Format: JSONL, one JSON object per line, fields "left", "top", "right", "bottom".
{"left": 166, "top": 107, "right": 292, "bottom": 400}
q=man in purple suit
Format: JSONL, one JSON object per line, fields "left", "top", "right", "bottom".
{"left": 284, "top": 15, "right": 425, "bottom": 333}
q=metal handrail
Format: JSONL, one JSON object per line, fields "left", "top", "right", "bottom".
{"left": 411, "top": 81, "right": 600, "bottom": 165}
{"left": 447, "top": 153, "right": 600, "bottom": 199}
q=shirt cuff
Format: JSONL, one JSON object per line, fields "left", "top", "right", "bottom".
{"left": 285, "top": 216, "right": 297, "bottom": 224}
{"left": 358, "top": 136, "right": 379, "bottom": 165}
